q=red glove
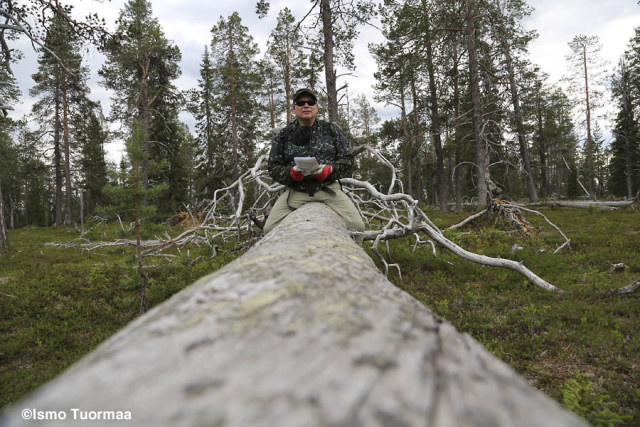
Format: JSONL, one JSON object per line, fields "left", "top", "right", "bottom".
{"left": 290, "top": 167, "right": 304, "bottom": 181}
{"left": 314, "top": 164, "right": 333, "bottom": 181}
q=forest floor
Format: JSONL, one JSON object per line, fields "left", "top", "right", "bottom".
{"left": 0, "top": 207, "right": 638, "bottom": 425}
{"left": 379, "top": 206, "right": 640, "bottom": 426}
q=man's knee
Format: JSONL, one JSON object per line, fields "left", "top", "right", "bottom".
{"left": 345, "top": 215, "right": 365, "bottom": 232}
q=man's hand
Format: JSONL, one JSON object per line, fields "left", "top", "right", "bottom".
{"left": 314, "top": 164, "right": 333, "bottom": 181}
{"left": 290, "top": 166, "right": 304, "bottom": 181}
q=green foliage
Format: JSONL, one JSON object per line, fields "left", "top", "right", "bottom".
{"left": 561, "top": 375, "right": 631, "bottom": 426}
{"left": 608, "top": 56, "right": 640, "bottom": 198}
{"left": 99, "top": 122, "right": 167, "bottom": 222}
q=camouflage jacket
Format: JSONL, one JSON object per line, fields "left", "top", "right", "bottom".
{"left": 268, "top": 119, "right": 354, "bottom": 196}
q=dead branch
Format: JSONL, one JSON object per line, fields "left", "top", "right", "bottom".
{"left": 608, "top": 263, "right": 628, "bottom": 272}
{"left": 506, "top": 203, "right": 571, "bottom": 254}
{"left": 447, "top": 209, "right": 487, "bottom": 230}
{"left": 445, "top": 201, "right": 571, "bottom": 254}
{"left": 597, "top": 278, "right": 640, "bottom": 296}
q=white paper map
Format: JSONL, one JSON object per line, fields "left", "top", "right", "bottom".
{"left": 294, "top": 157, "right": 321, "bottom": 176}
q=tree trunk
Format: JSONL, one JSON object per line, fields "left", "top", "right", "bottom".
{"left": 451, "top": 43, "right": 463, "bottom": 212}
{"left": 500, "top": 39, "right": 538, "bottom": 203}
{"left": 54, "top": 73, "right": 63, "bottom": 226}
{"left": 410, "top": 72, "right": 422, "bottom": 201}
{"left": 285, "top": 27, "right": 292, "bottom": 122}
{"left": 134, "top": 150, "right": 148, "bottom": 314}
{"left": 138, "top": 56, "right": 153, "bottom": 192}
{"left": 465, "top": 0, "right": 489, "bottom": 207}
{"left": 582, "top": 45, "right": 595, "bottom": 199}
{"left": 0, "top": 184, "right": 7, "bottom": 254}
{"left": 400, "top": 85, "right": 413, "bottom": 197}
{"left": 422, "top": 3, "right": 448, "bottom": 211}
{"left": 61, "top": 69, "right": 73, "bottom": 226}
{"left": 535, "top": 90, "right": 549, "bottom": 198}
{"left": 320, "top": 0, "right": 339, "bottom": 123}
{"left": 3, "top": 203, "right": 586, "bottom": 426}
{"left": 550, "top": 200, "right": 635, "bottom": 210}
{"left": 229, "top": 26, "right": 239, "bottom": 182}
{"left": 267, "top": 74, "right": 276, "bottom": 129}
{"left": 623, "top": 85, "right": 634, "bottom": 199}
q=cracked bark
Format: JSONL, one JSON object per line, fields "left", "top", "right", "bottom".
{"left": 2, "top": 203, "right": 585, "bottom": 426}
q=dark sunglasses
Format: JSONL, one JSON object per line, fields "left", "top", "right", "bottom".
{"left": 295, "top": 100, "right": 317, "bottom": 106}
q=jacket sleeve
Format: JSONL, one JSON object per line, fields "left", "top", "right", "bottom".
{"left": 267, "top": 133, "right": 294, "bottom": 186}
{"left": 330, "top": 123, "right": 354, "bottom": 180}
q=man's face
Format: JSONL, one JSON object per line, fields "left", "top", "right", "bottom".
{"left": 293, "top": 97, "right": 318, "bottom": 124}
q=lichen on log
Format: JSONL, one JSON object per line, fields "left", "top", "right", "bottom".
{"left": 1, "top": 203, "right": 585, "bottom": 427}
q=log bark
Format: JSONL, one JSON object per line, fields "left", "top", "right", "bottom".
{"left": 1, "top": 203, "right": 585, "bottom": 427}
{"left": 550, "top": 200, "right": 636, "bottom": 210}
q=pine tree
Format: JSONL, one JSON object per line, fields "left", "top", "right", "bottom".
{"left": 257, "top": 0, "right": 376, "bottom": 123}
{"left": 30, "top": 13, "right": 90, "bottom": 226}
{"left": 0, "top": 117, "right": 17, "bottom": 253}
{"left": 100, "top": 0, "right": 181, "bottom": 191}
{"left": 564, "top": 35, "right": 607, "bottom": 199}
{"left": 531, "top": 82, "right": 580, "bottom": 198}
{"left": 371, "top": 5, "right": 419, "bottom": 199}
{"left": 100, "top": 122, "right": 168, "bottom": 312}
{"left": 489, "top": 0, "right": 538, "bottom": 202}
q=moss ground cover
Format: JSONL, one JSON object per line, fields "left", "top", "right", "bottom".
{"left": 0, "top": 221, "right": 242, "bottom": 407}
{"left": 1, "top": 207, "right": 638, "bottom": 425}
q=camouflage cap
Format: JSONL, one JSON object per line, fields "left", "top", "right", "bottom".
{"left": 292, "top": 88, "right": 317, "bottom": 102}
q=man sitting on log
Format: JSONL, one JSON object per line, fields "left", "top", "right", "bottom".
{"left": 263, "top": 88, "right": 365, "bottom": 236}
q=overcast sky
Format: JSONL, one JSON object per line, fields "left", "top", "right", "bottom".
{"left": 10, "top": 0, "right": 640, "bottom": 161}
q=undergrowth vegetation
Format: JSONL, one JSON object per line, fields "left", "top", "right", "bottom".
{"left": 0, "top": 219, "right": 242, "bottom": 407}
{"left": 1, "top": 207, "right": 638, "bottom": 425}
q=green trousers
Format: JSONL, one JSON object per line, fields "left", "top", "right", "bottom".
{"left": 263, "top": 181, "right": 365, "bottom": 234}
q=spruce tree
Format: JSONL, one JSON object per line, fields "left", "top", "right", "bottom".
{"left": 192, "top": 45, "right": 221, "bottom": 198}
{"left": 76, "top": 101, "right": 108, "bottom": 215}
{"left": 609, "top": 58, "right": 640, "bottom": 198}
{"left": 208, "top": 12, "right": 264, "bottom": 185}
{"left": 266, "top": 7, "right": 309, "bottom": 123}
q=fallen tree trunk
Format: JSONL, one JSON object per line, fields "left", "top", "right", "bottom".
{"left": 549, "top": 200, "right": 636, "bottom": 210}
{"left": 1, "top": 203, "right": 585, "bottom": 426}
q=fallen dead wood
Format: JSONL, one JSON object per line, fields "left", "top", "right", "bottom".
{"left": 342, "top": 178, "right": 561, "bottom": 292}
{"left": 445, "top": 200, "right": 571, "bottom": 254}
{"left": 598, "top": 278, "right": 640, "bottom": 296}
{"left": 1, "top": 203, "right": 586, "bottom": 426}
{"left": 549, "top": 200, "right": 636, "bottom": 210}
